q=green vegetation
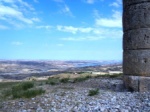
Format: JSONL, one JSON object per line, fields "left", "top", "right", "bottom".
{"left": 12, "top": 88, "right": 45, "bottom": 99}
{"left": 60, "top": 77, "right": 70, "bottom": 83}
{"left": 46, "top": 75, "right": 92, "bottom": 85}
{"left": 0, "top": 82, "right": 20, "bottom": 90}
{"left": 0, "top": 73, "right": 122, "bottom": 100}
{"left": 109, "top": 73, "right": 123, "bottom": 78}
{"left": 88, "top": 88, "right": 99, "bottom": 96}
{"left": 93, "top": 73, "right": 122, "bottom": 78}
{"left": 1, "top": 81, "right": 45, "bottom": 99}
{"left": 0, "top": 101, "right": 2, "bottom": 109}
{"left": 46, "top": 77, "right": 60, "bottom": 85}
{"left": 12, "top": 81, "right": 34, "bottom": 91}
{"left": 74, "top": 75, "right": 91, "bottom": 82}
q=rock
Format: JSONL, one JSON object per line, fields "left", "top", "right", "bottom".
{"left": 111, "top": 96, "right": 116, "bottom": 102}
{"left": 147, "top": 102, "right": 150, "bottom": 107}
{"left": 119, "top": 109, "right": 129, "bottom": 112}
{"left": 1, "top": 78, "right": 150, "bottom": 112}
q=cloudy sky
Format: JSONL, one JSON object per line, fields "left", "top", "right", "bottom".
{"left": 0, "top": 0, "right": 123, "bottom": 60}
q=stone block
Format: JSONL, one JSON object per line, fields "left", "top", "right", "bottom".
{"left": 124, "top": 76, "right": 150, "bottom": 92}
{"left": 123, "top": 28, "right": 150, "bottom": 50}
{"left": 139, "top": 76, "right": 150, "bottom": 91}
{"left": 123, "top": 3, "right": 150, "bottom": 31}
{"left": 123, "top": 0, "right": 150, "bottom": 7}
{"left": 123, "top": 50, "right": 150, "bottom": 76}
{"left": 123, "top": 76, "right": 139, "bottom": 91}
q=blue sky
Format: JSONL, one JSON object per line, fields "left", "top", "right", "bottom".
{"left": 0, "top": 0, "right": 122, "bottom": 60}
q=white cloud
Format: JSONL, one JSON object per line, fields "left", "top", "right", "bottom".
{"left": 1, "top": 0, "right": 34, "bottom": 10}
{"left": 60, "top": 4, "right": 74, "bottom": 17}
{"left": 0, "top": 5, "right": 33, "bottom": 24}
{"left": 31, "top": 18, "right": 40, "bottom": 22}
{"left": 61, "top": 36, "right": 104, "bottom": 41}
{"left": 57, "top": 25, "right": 78, "bottom": 34}
{"left": 110, "top": 0, "right": 122, "bottom": 8}
{"left": 84, "top": 0, "right": 104, "bottom": 4}
{"left": 61, "top": 28, "right": 122, "bottom": 41}
{"left": 86, "top": 0, "right": 95, "bottom": 4}
{"left": 110, "top": 2, "right": 120, "bottom": 7}
{"left": 57, "top": 25, "right": 93, "bottom": 34}
{"left": 0, "top": 0, "right": 39, "bottom": 29}
{"left": 57, "top": 44, "right": 64, "bottom": 46}
{"left": 79, "top": 27, "right": 93, "bottom": 33}
{"left": 57, "top": 9, "right": 122, "bottom": 41}
{"left": 53, "top": 0, "right": 74, "bottom": 17}
{"left": 95, "top": 10, "right": 122, "bottom": 28}
{"left": 11, "top": 41, "right": 23, "bottom": 46}
{"left": 33, "top": 0, "right": 39, "bottom": 3}
{"left": 53, "top": 0, "right": 64, "bottom": 3}
{"left": 0, "top": 25, "right": 9, "bottom": 30}
{"left": 36, "top": 25, "right": 52, "bottom": 29}
{"left": 93, "top": 9, "right": 100, "bottom": 18}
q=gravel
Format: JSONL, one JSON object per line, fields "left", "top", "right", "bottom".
{"left": 0, "top": 78, "right": 150, "bottom": 112}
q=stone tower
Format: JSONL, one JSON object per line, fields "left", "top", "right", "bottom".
{"left": 123, "top": 0, "right": 150, "bottom": 92}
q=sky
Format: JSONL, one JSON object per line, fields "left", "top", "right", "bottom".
{"left": 0, "top": 0, "right": 123, "bottom": 61}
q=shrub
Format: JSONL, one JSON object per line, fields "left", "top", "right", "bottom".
{"left": 88, "top": 89, "right": 99, "bottom": 96}
{"left": 85, "top": 75, "right": 92, "bottom": 79}
{"left": 0, "top": 102, "right": 2, "bottom": 109}
{"left": 2, "top": 81, "right": 45, "bottom": 99}
{"left": 46, "top": 78, "right": 60, "bottom": 85}
{"left": 2, "top": 89, "right": 12, "bottom": 98}
{"left": 12, "top": 82, "right": 34, "bottom": 91}
{"left": 109, "top": 73, "right": 123, "bottom": 78}
{"left": 74, "top": 75, "right": 91, "bottom": 82}
{"left": 60, "top": 78, "right": 70, "bottom": 83}
{"left": 12, "top": 88, "right": 45, "bottom": 98}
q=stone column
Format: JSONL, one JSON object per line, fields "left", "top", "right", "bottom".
{"left": 123, "top": 0, "right": 150, "bottom": 92}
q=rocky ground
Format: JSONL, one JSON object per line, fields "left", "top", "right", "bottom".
{"left": 0, "top": 78, "right": 150, "bottom": 112}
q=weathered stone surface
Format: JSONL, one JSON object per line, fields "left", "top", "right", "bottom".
{"left": 123, "top": 28, "right": 150, "bottom": 50}
{"left": 139, "top": 76, "right": 150, "bottom": 91}
{"left": 123, "top": 76, "right": 139, "bottom": 91}
{"left": 123, "top": 0, "right": 150, "bottom": 92}
{"left": 123, "top": 0, "right": 150, "bottom": 7}
{"left": 123, "top": 50, "right": 150, "bottom": 76}
{"left": 124, "top": 76, "right": 150, "bottom": 92}
{"left": 123, "top": 3, "right": 150, "bottom": 31}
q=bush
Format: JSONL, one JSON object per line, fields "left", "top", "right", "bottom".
{"left": 0, "top": 102, "right": 2, "bottom": 109}
{"left": 85, "top": 75, "right": 92, "bottom": 79}
{"left": 12, "top": 88, "right": 45, "bottom": 98}
{"left": 109, "top": 73, "right": 122, "bottom": 78}
{"left": 88, "top": 89, "right": 99, "bottom": 96}
{"left": 74, "top": 75, "right": 91, "bottom": 82}
{"left": 60, "top": 78, "right": 70, "bottom": 83}
{"left": 2, "top": 89, "right": 12, "bottom": 98}
{"left": 12, "top": 82, "right": 34, "bottom": 91}
{"left": 46, "top": 78, "right": 60, "bottom": 85}
{"left": 2, "top": 81, "right": 45, "bottom": 99}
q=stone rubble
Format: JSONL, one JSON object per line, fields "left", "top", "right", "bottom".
{"left": 0, "top": 78, "right": 150, "bottom": 112}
